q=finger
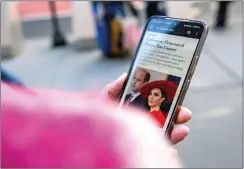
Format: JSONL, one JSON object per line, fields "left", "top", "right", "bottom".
{"left": 112, "top": 72, "right": 127, "bottom": 91}
{"left": 176, "top": 107, "right": 192, "bottom": 124}
{"left": 169, "top": 148, "right": 178, "bottom": 155}
{"left": 107, "top": 73, "right": 127, "bottom": 99}
{"left": 170, "top": 125, "right": 190, "bottom": 145}
{"left": 101, "top": 73, "right": 127, "bottom": 100}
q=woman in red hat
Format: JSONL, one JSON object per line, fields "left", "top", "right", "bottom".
{"left": 140, "top": 80, "right": 178, "bottom": 128}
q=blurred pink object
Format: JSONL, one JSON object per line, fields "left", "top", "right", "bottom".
{"left": 1, "top": 82, "right": 181, "bottom": 168}
{"left": 124, "top": 20, "right": 142, "bottom": 51}
{"left": 130, "top": 1, "right": 145, "bottom": 9}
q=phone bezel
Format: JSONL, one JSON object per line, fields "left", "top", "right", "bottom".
{"left": 118, "top": 16, "right": 209, "bottom": 136}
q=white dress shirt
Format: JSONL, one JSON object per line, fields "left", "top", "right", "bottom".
{"left": 130, "top": 92, "right": 140, "bottom": 102}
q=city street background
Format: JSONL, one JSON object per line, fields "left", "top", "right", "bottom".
{"left": 1, "top": 1, "right": 243, "bottom": 168}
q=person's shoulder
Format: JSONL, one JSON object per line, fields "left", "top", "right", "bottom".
{"left": 158, "top": 109, "right": 164, "bottom": 114}
{"left": 154, "top": 109, "right": 163, "bottom": 115}
{"left": 137, "top": 94, "right": 145, "bottom": 101}
{"left": 158, "top": 110, "right": 168, "bottom": 118}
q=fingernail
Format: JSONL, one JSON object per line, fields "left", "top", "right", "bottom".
{"left": 183, "top": 107, "right": 192, "bottom": 115}
{"left": 117, "top": 73, "right": 127, "bottom": 82}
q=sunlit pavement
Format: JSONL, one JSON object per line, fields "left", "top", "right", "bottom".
{"left": 2, "top": 2, "right": 242, "bottom": 168}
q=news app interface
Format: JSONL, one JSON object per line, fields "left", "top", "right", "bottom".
{"left": 119, "top": 18, "right": 204, "bottom": 131}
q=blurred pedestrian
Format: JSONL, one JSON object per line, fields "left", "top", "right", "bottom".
{"left": 125, "top": 1, "right": 167, "bottom": 20}
{"left": 146, "top": 1, "right": 167, "bottom": 19}
{"left": 215, "top": 1, "right": 232, "bottom": 28}
{"left": 2, "top": 73, "right": 192, "bottom": 168}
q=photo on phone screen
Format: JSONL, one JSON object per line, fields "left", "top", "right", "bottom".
{"left": 119, "top": 17, "right": 207, "bottom": 131}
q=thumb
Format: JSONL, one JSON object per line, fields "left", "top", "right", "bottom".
{"left": 100, "top": 73, "right": 127, "bottom": 101}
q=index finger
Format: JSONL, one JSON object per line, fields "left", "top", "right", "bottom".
{"left": 176, "top": 107, "right": 192, "bottom": 124}
{"left": 101, "top": 73, "right": 127, "bottom": 101}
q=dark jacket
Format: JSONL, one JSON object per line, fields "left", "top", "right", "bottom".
{"left": 124, "top": 93, "right": 148, "bottom": 111}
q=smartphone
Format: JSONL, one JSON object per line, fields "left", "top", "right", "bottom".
{"left": 118, "top": 16, "right": 209, "bottom": 136}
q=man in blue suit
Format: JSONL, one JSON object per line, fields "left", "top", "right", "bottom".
{"left": 124, "top": 68, "right": 151, "bottom": 110}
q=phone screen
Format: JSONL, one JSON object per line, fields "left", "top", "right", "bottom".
{"left": 119, "top": 17, "right": 205, "bottom": 131}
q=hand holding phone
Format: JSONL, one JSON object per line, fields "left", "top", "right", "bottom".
{"left": 119, "top": 16, "right": 208, "bottom": 136}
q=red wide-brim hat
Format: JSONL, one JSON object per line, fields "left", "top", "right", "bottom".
{"left": 140, "top": 80, "right": 178, "bottom": 101}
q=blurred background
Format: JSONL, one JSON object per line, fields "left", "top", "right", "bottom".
{"left": 1, "top": 1, "right": 242, "bottom": 168}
